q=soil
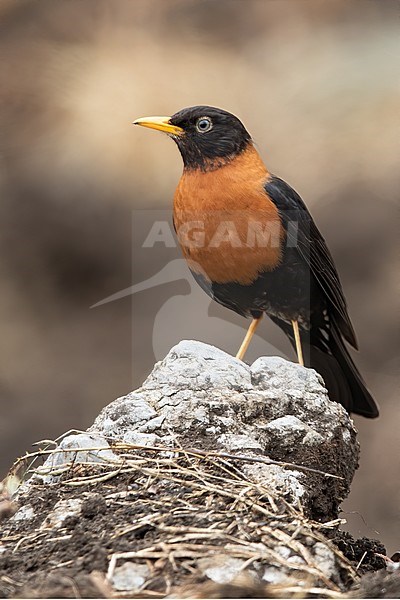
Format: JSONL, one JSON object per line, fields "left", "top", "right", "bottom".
{"left": 0, "top": 468, "right": 397, "bottom": 599}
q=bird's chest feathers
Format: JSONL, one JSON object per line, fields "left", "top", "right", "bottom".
{"left": 173, "top": 149, "right": 284, "bottom": 285}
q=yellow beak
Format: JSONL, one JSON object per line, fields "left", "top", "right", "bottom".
{"left": 133, "top": 116, "right": 184, "bottom": 135}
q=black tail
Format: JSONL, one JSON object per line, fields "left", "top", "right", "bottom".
{"left": 270, "top": 317, "right": 379, "bottom": 418}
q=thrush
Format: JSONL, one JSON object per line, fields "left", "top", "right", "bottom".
{"left": 134, "top": 106, "right": 378, "bottom": 418}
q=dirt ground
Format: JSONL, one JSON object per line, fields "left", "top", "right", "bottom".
{"left": 0, "top": 456, "right": 398, "bottom": 599}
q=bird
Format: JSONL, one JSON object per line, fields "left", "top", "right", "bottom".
{"left": 133, "top": 105, "right": 378, "bottom": 418}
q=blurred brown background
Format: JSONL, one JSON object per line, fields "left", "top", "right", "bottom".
{"left": 0, "top": 0, "right": 398, "bottom": 552}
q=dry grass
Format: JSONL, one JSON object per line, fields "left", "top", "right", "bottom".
{"left": 1, "top": 438, "right": 359, "bottom": 598}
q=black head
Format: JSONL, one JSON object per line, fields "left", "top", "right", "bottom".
{"left": 134, "top": 106, "right": 252, "bottom": 170}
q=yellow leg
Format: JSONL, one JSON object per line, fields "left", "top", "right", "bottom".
{"left": 292, "top": 319, "right": 304, "bottom": 366}
{"left": 236, "top": 316, "right": 263, "bottom": 361}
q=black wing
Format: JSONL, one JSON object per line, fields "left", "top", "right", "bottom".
{"left": 265, "top": 175, "right": 358, "bottom": 348}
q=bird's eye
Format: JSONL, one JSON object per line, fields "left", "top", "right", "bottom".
{"left": 196, "top": 117, "right": 213, "bottom": 133}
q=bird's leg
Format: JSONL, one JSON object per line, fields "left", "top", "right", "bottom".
{"left": 236, "top": 315, "right": 263, "bottom": 361}
{"left": 291, "top": 319, "right": 304, "bottom": 366}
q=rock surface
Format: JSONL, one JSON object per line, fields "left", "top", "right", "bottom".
{"left": 89, "top": 340, "right": 359, "bottom": 519}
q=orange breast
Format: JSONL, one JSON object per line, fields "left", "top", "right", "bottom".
{"left": 173, "top": 144, "right": 285, "bottom": 285}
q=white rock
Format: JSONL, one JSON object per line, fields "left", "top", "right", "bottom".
{"left": 263, "top": 566, "right": 297, "bottom": 585}
{"left": 112, "top": 562, "right": 150, "bottom": 591}
{"left": 198, "top": 556, "right": 247, "bottom": 584}
{"left": 95, "top": 395, "right": 157, "bottom": 438}
{"left": 245, "top": 463, "right": 305, "bottom": 501}
{"left": 265, "top": 416, "right": 324, "bottom": 445}
{"left": 313, "top": 542, "right": 337, "bottom": 578}
{"left": 218, "top": 433, "right": 263, "bottom": 451}
{"left": 122, "top": 431, "right": 159, "bottom": 446}
{"left": 41, "top": 498, "right": 82, "bottom": 529}
{"left": 142, "top": 340, "right": 252, "bottom": 392}
{"left": 37, "top": 433, "right": 120, "bottom": 482}
{"left": 11, "top": 505, "right": 35, "bottom": 522}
